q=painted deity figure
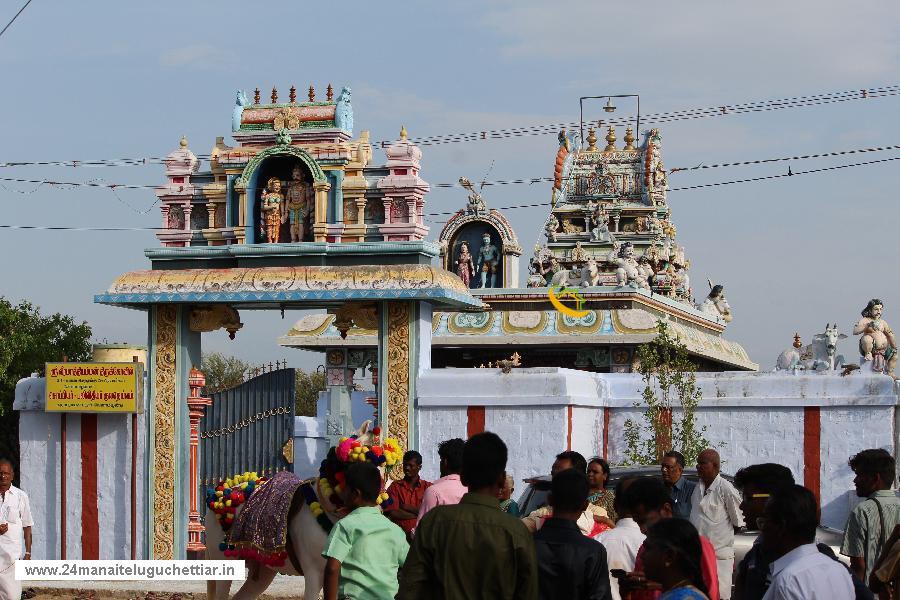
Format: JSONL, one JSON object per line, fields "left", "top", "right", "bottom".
{"left": 607, "top": 241, "right": 642, "bottom": 288}
{"left": 233, "top": 90, "right": 249, "bottom": 132}
{"left": 854, "top": 298, "right": 897, "bottom": 375}
{"left": 545, "top": 213, "right": 559, "bottom": 242}
{"left": 476, "top": 233, "right": 501, "bottom": 288}
{"left": 260, "top": 177, "right": 283, "bottom": 244}
{"left": 698, "top": 284, "right": 733, "bottom": 323}
{"left": 590, "top": 203, "right": 615, "bottom": 243}
{"left": 455, "top": 241, "right": 476, "bottom": 288}
{"left": 282, "top": 165, "right": 311, "bottom": 242}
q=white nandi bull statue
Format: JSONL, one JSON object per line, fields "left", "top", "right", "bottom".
{"left": 550, "top": 258, "right": 600, "bottom": 287}
{"left": 775, "top": 324, "right": 847, "bottom": 371}
{"left": 205, "top": 421, "right": 400, "bottom": 599}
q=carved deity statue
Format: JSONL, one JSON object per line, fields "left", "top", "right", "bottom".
{"left": 698, "top": 284, "right": 733, "bottom": 323}
{"left": 589, "top": 202, "right": 615, "bottom": 243}
{"left": 545, "top": 214, "right": 559, "bottom": 242}
{"left": 854, "top": 298, "right": 897, "bottom": 376}
{"left": 233, "top": 90, "right": 249, "bottom": 132}
{"left": 476, "top": 233, "right": 501, "bottom": 288}
{"left": 282, "top": 165, "right": 311, "bottom": 242}
{"left": 260, "top": 177, "right": 283, "bottom": 244}
{"left": 455, "top": 241, "right": 476, "bottom": 288}
{"left": 459, "top": 177, "right": 487, "bottom": 216}
{"left": 607, "top": 242, "right": 643, "bottom": 289}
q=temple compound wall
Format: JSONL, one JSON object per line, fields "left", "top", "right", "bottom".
{"left": 415, "top": 368, "right": 899, "bottom": 530}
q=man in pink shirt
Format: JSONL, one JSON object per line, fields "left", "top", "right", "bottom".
{"left": 416, "top": 438, "right": 467, "bottom": 526}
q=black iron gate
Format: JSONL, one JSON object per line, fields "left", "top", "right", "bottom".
{"left": 199, "top": 368, "right": 296, "bottom": 490}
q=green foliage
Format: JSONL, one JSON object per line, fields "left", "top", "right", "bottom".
{"left": 200, "top": 352, "right": 250, "bottom": 394}
{"left": 0, "top": 298, "right": 92, "bottom": 472}
{"left": 295, "top": 369, "right": 325, "bottom": 417}
{"left": 621, "top": 320, "right": 714, "bottom": 466}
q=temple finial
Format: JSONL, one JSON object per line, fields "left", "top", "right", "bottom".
{"left": 253, "top": 88, "right": 261, "bottom": 105}
{"left": 179, "top": 135, "right": 188, "bottom": 149}
{"left": 603, "top": 126, "right": 617, "bottom": 152}
{"left": 271, "top": 87, "right": 278, "bottom": 103}
{"left": 400, "top": 125, "right": 408, "bottom": 140}
{"left": 623, "top": 126, "right": 636, "bottom": 151}
{"left": 586, "top": 127, "right": 597, "bottom": 151}
{"left": 326, "top": 84, "right": 334, "bottom": 101}
{"left": 289, "top": 85, "right": 297, "bottom": 103}
{"left": 308, "top": 85, "right": 315, "bottom": 102}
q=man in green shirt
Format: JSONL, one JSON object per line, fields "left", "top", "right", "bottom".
{"left": 841, "top": 448, "right": 900, "bottom": 583}
{"left": 323, "top": 462, "right": 409, "bottom": 600}
{"left": 398, "top": 432, "right": 538, "bottom": 600}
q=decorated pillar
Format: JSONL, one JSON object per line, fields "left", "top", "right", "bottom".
{"left": 377, "top": 301, "right": 432, "bottom": 456}
{"left": 313, "top": 181, "right": 331, "bottom": 242}
{"left": 186, "top": 367, "right": 212, "bottom": 554}
{"left": 146, "top": 305, "right": 199, "bottom": 559}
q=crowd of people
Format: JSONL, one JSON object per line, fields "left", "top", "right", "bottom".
{"left": 316, "top": 437, "right": 900, "bottom": 600}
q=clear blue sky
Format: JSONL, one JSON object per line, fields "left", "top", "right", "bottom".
{"left": 1, "top": 1, "right": 898, "bottom": 371}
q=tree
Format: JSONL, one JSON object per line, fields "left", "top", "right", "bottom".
{"left": 622, "top": 320, "right": 714, "bottom": 466}
{"left": 0, "top": 298, "right": 92, "bottom": 473}
{"left": 295, "top": 369, "right": 325, "bottom": 417}
{"left": 200, "top": 352, "right": 250, "bottom": 394}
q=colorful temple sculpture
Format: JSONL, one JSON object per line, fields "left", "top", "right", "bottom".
{"left": 95, "top": 85, "right": 481, "bottom": 560}
{"left": 281, "top": 124, "right": 757, "bottom": 372}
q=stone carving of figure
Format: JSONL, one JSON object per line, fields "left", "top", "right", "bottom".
{"left": 571, "top": 241, "right": 588, "bottom": 262}
{"left": 476, "top": 233, "right": 501, "bottom": 288}
{"left": 459, "top": 177, "right": 487, "bottom": 216}
{"left": 637, "top": 256, "right": 655, "bottom": 290}
{"left": 545, "top": 214, "right": 559, "bottom": 242}
{"left": 260, "top": 177, "right": 283, "bottom": 244}
{"left": 854, "top": 298, "right": 898, "bottom": 375}
{"left": 698, "top": 284, "right": 733, "bottom": 323}
{"left": 233, "top": 90, "right": 249, "bottom": 132}
{"left": 607, "top": 241, "right": 643, "bottom": 289}
{"left": 282, "top": 165, "right": 311, "bottom": 242}
{"left": 335, "top": 87, "right": 354, "bottom": 133}
{"left": 455, "top": 241, "right": 476, "bottom": 288}
{"left": 674, "top": 245, "right": 686, "bottom": 266}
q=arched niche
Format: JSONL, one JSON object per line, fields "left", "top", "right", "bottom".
{"left": 235, "top": 145, "right": 327, "bottom": 244}
{"left": 439, "top": 209, "right": 522, "bottom": 289}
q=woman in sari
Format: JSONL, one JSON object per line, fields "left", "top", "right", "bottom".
{"left": 641, "top": 518, "right": 709, "bottom": 600}
{"left": 587, "top": 457, "right": 617, "bottom": 527}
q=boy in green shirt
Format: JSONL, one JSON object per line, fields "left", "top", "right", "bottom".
{"left": 323, "top": 462, "right": 409, "bottom": 600}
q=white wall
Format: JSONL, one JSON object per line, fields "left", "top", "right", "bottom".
{"left": 416, "top": 368, "right": 899, "bottom": 530}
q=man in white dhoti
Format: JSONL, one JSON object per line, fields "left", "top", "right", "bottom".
{"left": 0, "top": 458, "right": 32, "bottom": 600}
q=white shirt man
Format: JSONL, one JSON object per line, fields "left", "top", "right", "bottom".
{"left": 0, "top": 480, "right": 34, "bottom": 600}
{"left": 762, "top": 542, "right": 854, "bottom": 600}
{"left": 690, "top": 450, "right": 745, "bottom": 600}
{"left": 595, "top": 517, "right": 645, "bottom": 600}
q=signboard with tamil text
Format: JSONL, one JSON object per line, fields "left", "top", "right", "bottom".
{"left": 45, "top": 362, "right": 144, "bottom": 413}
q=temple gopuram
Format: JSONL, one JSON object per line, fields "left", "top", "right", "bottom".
{"left": 282, "top": 120, "right": 757, "bottom": 372}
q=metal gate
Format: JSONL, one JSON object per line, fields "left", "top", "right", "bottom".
{"left": 199, "top": 368, "right": 296, "bottom": 489}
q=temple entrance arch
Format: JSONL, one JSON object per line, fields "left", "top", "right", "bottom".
{"left": 234, "top": 144, "right": 330, "bottom": 243}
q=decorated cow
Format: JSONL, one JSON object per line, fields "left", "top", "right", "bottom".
{"left": 204, "top": 421, "right": 403, "bottom": 600}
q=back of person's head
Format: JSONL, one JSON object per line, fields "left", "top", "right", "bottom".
{"left": 614, "top": 476, "right": 638, "bottom": 515}
{"left": 462, "top": 432, "right": 507, "bottom": 490}
{"left": 734, "top": 463, "right": 795, "bottom": 494}
{"left": 438, "top": 438, "right": 466, "bottom": 472}
{"left": 849, "top": 448, "right": 896, "bottom": 486}
{"left": 645, "top": 518, "right": 708, "bottom": 596}
{"left": 555, "top": 450, "right": 587, "bottom": 473}
{"left": 345, "top": 462, "right": 382, "bottom": 503}
{"left": 550, "top": 469, "right": 589, "bottom": 513}
{"left": 403, "top": 450, "right": 423, "bottom": 465}
{"left": 625, "top": 476, "right": 671, "bottom": 512}
{"left": 767, "top": 484, "right": 818, "bottom": 543}
{"left": 663, "top": 450, "right": 686, "bottom": 469}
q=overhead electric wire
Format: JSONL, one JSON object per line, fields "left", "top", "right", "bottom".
{"left": 5, "top": 153, "right": 898, "bottom": 232}
{"left": 1, "top": 84, "right": 899, "bottom": 169}
{"left": 0, "top": 0, "right": 34, "bottom": 40}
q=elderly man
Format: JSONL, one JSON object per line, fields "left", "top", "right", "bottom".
{"left": 689, "top": 448, "right": 744, "bottom": 600}
{"left": 661, "top": 450, "right": 696, "bottom": 520}
{"left": 0, "top": 458, "right": 32, "bottom": 600}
